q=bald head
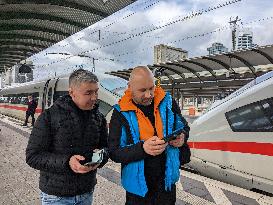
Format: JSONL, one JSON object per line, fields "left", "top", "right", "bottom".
{"left": 129, "top": 66, "right": 154, "bottom": 84}
{"left": 128, "top": 66, "right": 155, "bottom": 106}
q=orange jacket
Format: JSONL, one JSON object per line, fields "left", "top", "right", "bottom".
{"left": 118, "top": 87, "right": 166, "bottom": 141}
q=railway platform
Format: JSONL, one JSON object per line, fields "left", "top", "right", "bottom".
{"left": 0, "top": 114, "right": 273, "bottom": 205}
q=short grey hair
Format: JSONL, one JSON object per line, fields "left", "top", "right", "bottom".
{"left": 69, "top": 69, "right": 98, "bottom": 87}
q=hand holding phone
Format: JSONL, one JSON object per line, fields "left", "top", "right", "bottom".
{"left": 80, "top": 149, "right": 104, "bottom": 166}
{"left": 164, "top": 129, "right": 184, "bottom": 142}
{"left": 69, "top": 155, "right": 98, "bottom": 174}
{"left": 143, "top": 136, "right": 167, "bottom": 156}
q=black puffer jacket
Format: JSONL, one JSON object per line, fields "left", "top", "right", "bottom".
{"left": 26, "top": 95, "right": 108, "bottom": 197}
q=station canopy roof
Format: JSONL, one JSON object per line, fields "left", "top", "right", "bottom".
{"left": 0, "top": 0, "right": 136, "bottom": 72}
{"left": 106, "top": 45, "right": 273, "bottom": 97}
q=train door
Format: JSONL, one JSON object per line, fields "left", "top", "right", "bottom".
{"left": 42, "top": 78, "right": 59, "bottom": 110}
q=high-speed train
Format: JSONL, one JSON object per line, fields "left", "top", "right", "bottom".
{"left": 187, "top": 70, "right": 273, "bottom": 194}
{"left": 1, "top": 70, "right": 272, "bottom": 194}
{"left": 0, "top": 74, "right": 127, "bottom": 123}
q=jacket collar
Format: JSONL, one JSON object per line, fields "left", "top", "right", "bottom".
{"left": 119, "top": 87, "right": 166, "bottom": 112}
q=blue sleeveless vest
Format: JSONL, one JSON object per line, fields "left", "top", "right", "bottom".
{"left": 114, "top": 93, "right": 185, "bottom": 197}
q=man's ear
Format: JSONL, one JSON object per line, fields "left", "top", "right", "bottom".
{"left": 68, "top": 87, "right": 73, "bottom": 97}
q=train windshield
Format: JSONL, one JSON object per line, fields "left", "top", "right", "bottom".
{"left": 100, "top": 77, "right": 127, "bottom": 97}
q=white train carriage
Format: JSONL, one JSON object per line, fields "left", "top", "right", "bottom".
{"left": 188, "top": 71, "right": 273, "bottom": 194}
{"left": 0, "top": 75, "right": 127, "bottom": 123}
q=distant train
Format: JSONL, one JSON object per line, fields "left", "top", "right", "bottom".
{"left": 0, "top": 75, "right": 127, "bottom": 123}
{"left": 188, "top": 71, "right": 273, "bottom": 194}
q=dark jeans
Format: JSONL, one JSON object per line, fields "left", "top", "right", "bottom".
{"left": 125, "top": 184, "right": 176, "bottom": 205}
{"left": 24, "top": 111, "right": 35, "bottom": 126}
{"left": 40, "top": 191, "right": 94, "bottom": 205}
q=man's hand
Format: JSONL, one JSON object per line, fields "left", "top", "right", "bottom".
{"left": 169, "top": 133, "right": 185, "bottom": 147}
{"left": 69, "top": 155, "right": 100, "bottom": 174}
{"left": 143, "top": 136, "right": 168, "bottom": 156}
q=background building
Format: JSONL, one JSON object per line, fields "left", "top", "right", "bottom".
{"left": 154, "top": 44, "right": 188, "bottom": 64}
{"left": 236, "top": 28, "right": 256, "bottom": 50}
{"left": 207, "top": 42, "right": 228, "bottom": 55}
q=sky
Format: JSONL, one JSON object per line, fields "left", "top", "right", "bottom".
{"left": 30, "top": 0, "right": 273, "bottom": 80}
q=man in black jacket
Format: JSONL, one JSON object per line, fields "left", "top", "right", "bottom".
{"left": 22, "top": 95, "right": 37, "bottom": 126}
{"left": 109, "top": 66, "right": 190, "bottom": 205}
{"left": 26, "top": 69, "right": 108, "bottom": 205}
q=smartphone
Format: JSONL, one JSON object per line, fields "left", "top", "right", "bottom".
{"left": 164, "top": 129, "right": 184, "bottom": 142}
{"left": 80, "top": 149, "right": 104, "bottom": 166}
{"left": 83, "top": 161, "right": 100, "bottom": 166}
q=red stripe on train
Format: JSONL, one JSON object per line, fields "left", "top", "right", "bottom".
{"left": 188, "top": 141, "right": 273, "bottom": 156}
{"left": 0, "top": 104, "right": 42, "bottom": 113}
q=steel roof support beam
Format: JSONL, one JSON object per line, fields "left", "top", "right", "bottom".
{"left": 0, "top": 39, "right": 53, "bottom": 48}
{"left": 151, "top": 64, "right": 188, "bottom": 83}
{"left": 0, "top": 61, "right": 19, "bottom": 65}
{"left": 105, "top": 72, "right": 129, "bottom": 80}
{"left": 0, "top": 54, "right": 26, "bottom": 59}
{"left": 0, "top": 62, "right": 16, "bottom": 66}
{"left": 0, "top": 12, "right": 85, "bottom": 28}
{"left": 0, "top": 31, "right": 65, "bottom": 42}
{"left": 0, "top": 58, "right": 23, "bottom": 62}
{"left": 0, "top": 56, "right": 25, "bottom": 61}
{"left": 148, "top": 65, "right": 173, "bottom": 83}
{"left": 0, "top": 33, "right": 56, "bottom": 44}
{"left": 115, "top": 71, "right": 130, "bottom": 78}
{"left": 225, "top": 53, "right": 257, "bottom": 77}
{"left": 0, "top": 48, "right": 43, "bottom": 55}
{"left": 163, "top": 79, "right": 252, "bottom": 89}
{"left": 202, "top": 56, "right": 236, "bottom": 73}
{"left": 183, "top": 60, "right": 217, "bottom": 79}
{"left": 251, "top": 49, "right": 273, "bottom": 64}
{"left": 0, "top": 23, "right": 70, "bottom": 37}
{"left": 160, "top": 71, "right": 175, "bottom": 84}
{"left": 0, "top": 45, "right": 43, "bottom": 67}
{"left": 0, "top": 66, "right": 15, "bottom": 71}
{"left": 4, "top": 1, "right": 108, "bottom": 18}
{"left": 0, "top": 44, "right": 45, "bottom": 50}
{"left": 165, "top": 62, "right": 203, "bottom": 82}
{"left": 148, "top": 65, "right": 173, "bottom": 81}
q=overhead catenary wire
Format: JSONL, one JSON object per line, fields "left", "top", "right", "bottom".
{"left": 38, "top": 0, "right": 242, "bottom": 68}
{"left": 111, "top": 16, "right": 273, "bottom": 59}
{"left": 59, "top": 0, "right": 161, "bottom": 47}
{"left": 97, "top": 1, "right": 229, "bottom": 43}
{"left": 39, "top": 2, "right": 273, "bottom": 69}
{"left": 78, "top": 0, "right": 243, "bottom": 47}
{"left": 78, "top": 0, "right": 242, "bottom": 55}
{"left": 40, "top": 14, "right": 273, "bottom": 71}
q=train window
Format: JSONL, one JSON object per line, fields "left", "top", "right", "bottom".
{"left": 53, "top": 91, "right": 68, "bottom": 102}
{"left": 21, "top": 96, "right": 28, "bottom": 105}
{"left": 47, "top": 88, "right": 52, "bottom": 107}
{"left": 226, "top": 97, "right": 273, "bottom": 132}
{"left": 97, "top": 100, "right": 112, "bottom": 116}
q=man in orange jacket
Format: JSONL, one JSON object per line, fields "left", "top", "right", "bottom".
{"left": 109, "top": 66, "right": 190, "bottom": 205}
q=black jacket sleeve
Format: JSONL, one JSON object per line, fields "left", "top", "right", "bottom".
{"left": 109, "top": 109, "right": 147, "bottom": 164}
{"left": 98, "top": 114, "right": 108, "bottom": 149}
{"left": 25, "top": 110, "right": 72, "bottom": 174}
{"left": 172, "top": 99, "right": 190, "bottom": 142}
{"left": 98, "top": 114, "right": 109, "bottom": 168}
